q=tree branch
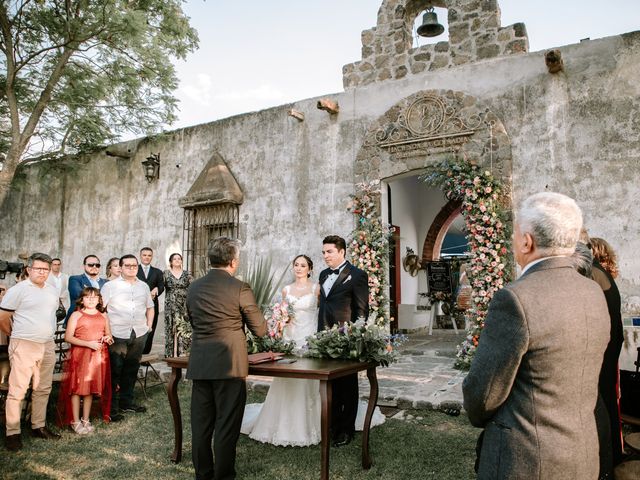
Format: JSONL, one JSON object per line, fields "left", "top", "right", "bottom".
{"left": 0, "top": 2, "right": 21, "bottom": 145}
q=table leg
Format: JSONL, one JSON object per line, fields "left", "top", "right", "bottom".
{"left": 319, "top": 379, "right": 332, "bottom": 480}
{"left": 362, "top": 366, "right": 378, "bottom": 469}
{"left": 167, "top": 366, "right": 183, "bottom": 463}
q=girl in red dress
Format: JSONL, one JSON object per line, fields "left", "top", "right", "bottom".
{"left": 60, "top": 287, "right": 113, "bottom": 434}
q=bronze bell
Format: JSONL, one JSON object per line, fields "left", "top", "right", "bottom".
{"left": 417, "top": 8, "right": 445, "bottom": 38}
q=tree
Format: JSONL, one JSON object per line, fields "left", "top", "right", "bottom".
{"left": 0, "top": 0, "right": 199, "bottom": 202}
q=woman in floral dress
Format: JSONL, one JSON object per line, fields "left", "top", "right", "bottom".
{"left": 163, "top": 253, "right": 193, "bottom": 357}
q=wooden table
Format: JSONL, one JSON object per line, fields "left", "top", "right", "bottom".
{"left": 164, "top": 356, "right": 379, "bottom": 480}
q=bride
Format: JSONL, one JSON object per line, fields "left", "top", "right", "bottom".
{"left": 242, "top": 254, "right": 322, "bottom": 446}
{"left": 241, "top": 254, "right": 385, "bottom": 447}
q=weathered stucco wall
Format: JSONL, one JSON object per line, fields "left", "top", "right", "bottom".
{"left": 1, "top": 31, "right": 639, "bottom": 314}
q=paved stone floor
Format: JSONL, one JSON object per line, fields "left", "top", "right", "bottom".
{"left": 368, "top": 329, "right": 466, "bottom": 411}
{"left": 149, "top": 319, "right": 467, "bottom": 412}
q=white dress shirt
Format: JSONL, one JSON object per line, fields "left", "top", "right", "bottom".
{"left": 101, "top": 277, "right": 153, "bottom": 339}
{"left": 322, "top": 261, "right": 347, "bottom": 296}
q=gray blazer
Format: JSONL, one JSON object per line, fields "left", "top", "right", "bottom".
{"left": 186, "top": 269, "right": 267, "bottom": 380}
{"left": 463, "top": 257, "right": 609, "bottom": 480}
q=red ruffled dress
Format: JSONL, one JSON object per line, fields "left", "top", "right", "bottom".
{"left": 58, "top": 311, "right": 112, "bottom": 424}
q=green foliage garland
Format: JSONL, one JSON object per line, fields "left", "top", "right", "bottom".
{"left": 421, "top": 159, "right": 512, "bottom": 369}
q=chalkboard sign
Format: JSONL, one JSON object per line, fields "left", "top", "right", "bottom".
{"left": 426, "top": 261, "right": 452, "bottom": 294}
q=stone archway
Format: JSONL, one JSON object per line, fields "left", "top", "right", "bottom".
{"left": 356, "top": 89, "right": 513, "bottom": 323}
{"left": 355, "top": 89, "right": 513, "bottom": 187}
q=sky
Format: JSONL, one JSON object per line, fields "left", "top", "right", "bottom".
{"left": 170, "top": 0, "right": 640, "bottom": 130}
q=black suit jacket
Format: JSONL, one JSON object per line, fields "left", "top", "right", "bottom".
{"left": 186, "top": 269, "right": 267, "bottom": 380}
{"left": 137, "top": 264, "right": 164, "bottom": 307}
{"left": 317, "top": 262, "right": 369, "bottom": 331}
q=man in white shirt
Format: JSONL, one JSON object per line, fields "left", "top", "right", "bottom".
{"left": 0, "top": 253, "right": 61, "bottom": 452}
{"left": 46, "top": 257, "right": 69, "bottom": 310}
{"left": 101, "top": 254, "right": 154, "bottom": 421}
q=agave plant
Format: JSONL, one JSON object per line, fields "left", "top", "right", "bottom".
{"left": 241, "top": 256, "right": 287, "bottom": 313}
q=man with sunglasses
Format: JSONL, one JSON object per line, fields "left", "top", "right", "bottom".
{"left": 65, "top": 255, "right": 107, "bottom": 325}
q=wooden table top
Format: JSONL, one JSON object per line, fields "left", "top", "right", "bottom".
{"left": 164, "top": 356, "right": 376, "bottom": 380}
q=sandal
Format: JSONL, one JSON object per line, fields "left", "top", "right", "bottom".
{"left": 81, "top": 418, "right": 95, "bottom": 433}
{"left": 71, "top": 421, "right": 88, "bottom": 435}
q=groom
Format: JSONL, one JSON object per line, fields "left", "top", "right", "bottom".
{"left": 318, "top": 235, "right": 369, "bottom": 447}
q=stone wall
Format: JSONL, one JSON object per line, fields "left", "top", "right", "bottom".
{"left": 0, "top": 12, "right": 638, "bottom": 321}
{"left": 343, "top": 0, "right": 528, "bottom": 88}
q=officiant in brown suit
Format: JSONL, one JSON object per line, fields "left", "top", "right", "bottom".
{"left": 186, "top": 237, "right": 266, "bottom": 480}
{"left": 463, "top": 192, "right": 610, "bottom": 480}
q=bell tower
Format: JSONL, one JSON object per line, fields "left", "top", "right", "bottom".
{"left": 342, "top": 0, "right": 528, "bottom": 88}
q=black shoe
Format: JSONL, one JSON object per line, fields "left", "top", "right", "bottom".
{"left": 108, "top": 413, "right": 125, "bottom": 422}
{"left": 31, "top": 426, "right": 61, "bottom": 440}
{"left": 332, "top": 432, "right": 354, "bottom": 448}
{"left": 6, "top": 434, "right": 22, "bottom": 451}
{"left": 121, "top": 404, "right": 147, "bottom": 413}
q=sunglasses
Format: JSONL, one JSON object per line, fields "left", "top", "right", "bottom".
{"left": 85, "top": 263, "right": 101, "bottom": 268}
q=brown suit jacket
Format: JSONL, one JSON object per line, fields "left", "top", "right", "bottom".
{"left": 186, "top": 269, "right": 266, "bottom": 380}
{"left": 463, "top": 256, "right": 610, "bottom": 480}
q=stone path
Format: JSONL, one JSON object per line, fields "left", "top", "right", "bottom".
{"left": 149, "top": 322, "right": 467, "bottom": 412}
{"left": 368, "top": 330, "right": 466, "bottom": 411}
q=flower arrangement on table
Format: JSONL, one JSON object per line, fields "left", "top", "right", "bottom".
{"left": 246, "top": 299, "right": 296, "bottom": 355}
{"left": 421, "top": 158, "right": 512, "bottom": 369}
{"left": 305, "top": 319, "right": 406, "bottom": 367}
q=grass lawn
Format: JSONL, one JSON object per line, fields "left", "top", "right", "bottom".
{"left": 2, "top": 383, "right": 478, "bottom": 479}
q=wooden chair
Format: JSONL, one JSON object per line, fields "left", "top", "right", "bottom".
{"left": 621, "top": 347, "right": 640, "bottom": 426}
{"left": 614, "top": 461, "right": 640, "bottom": 480}
{"left": 137, "top": 353, "right": 166, "bottom": 399}
{"left": 53, "top": 324, "right": 70, "bottom": 374}
{"left": 0, "top": 346, "right": 8, "bottom": 425}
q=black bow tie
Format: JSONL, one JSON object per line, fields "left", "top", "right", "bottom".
{"left": 329, "top": 269, "right": 341, "bottom": 276}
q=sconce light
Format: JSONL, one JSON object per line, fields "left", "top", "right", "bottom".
{"left": 142, "top": 153, "right": 160, "bottom": 183}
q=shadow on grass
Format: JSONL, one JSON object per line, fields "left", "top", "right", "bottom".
{"left": 2, "top": 383, "right": 477, "bottom": 479}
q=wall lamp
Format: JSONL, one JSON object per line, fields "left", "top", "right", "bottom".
{"left": 142, "top": 153, "right": 160, "bottom": 183}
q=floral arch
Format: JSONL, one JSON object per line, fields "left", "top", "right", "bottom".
{"left": 350, "top": 89, "right": 514, "bottom": 368}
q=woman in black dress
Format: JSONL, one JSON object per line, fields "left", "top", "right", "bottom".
{"left": 163, "top": 253, "right": 193, "bottom": 357}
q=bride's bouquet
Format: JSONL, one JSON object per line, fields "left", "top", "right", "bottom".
{"left": 266, "top": 299, "right": 294, "bottom": 339}
{"left": 246, "top": 299, "right": 296, "bottom": 355}
{"left": 305, "top": 318, "right": 406, "bottom": 367}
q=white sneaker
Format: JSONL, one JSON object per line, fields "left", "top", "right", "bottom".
{"left": 81, "top": 418, "right": 94, "bottom": 433}
{"left": 71, "top": 421, "right": 88, "bottom": 435}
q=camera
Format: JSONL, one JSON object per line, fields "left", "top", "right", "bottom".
{"left": 0, "top": 260, "right": 24, "bottom": 280}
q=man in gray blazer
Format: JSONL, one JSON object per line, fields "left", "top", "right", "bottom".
{"left": 463, "top": 192, "right": 610, "bottom": 480}
{"left": 187, "top": 237, "right": 266, "bottom": 480}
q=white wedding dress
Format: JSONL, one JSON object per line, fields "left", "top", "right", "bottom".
{"left": 241, "top": 284, "right": 385, "bottom": 447}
